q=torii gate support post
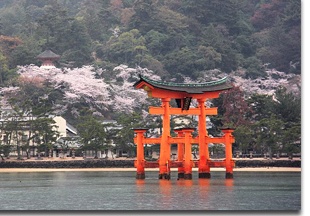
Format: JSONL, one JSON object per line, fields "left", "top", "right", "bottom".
{"left": 183, "top": 128, "right": 195, "bottom": 180}
{"left": 134, "top": 129, "right": 147, "bottom": 179}
{"left": 159, "top": 98, "right": 171, "bottom": 180}
{"left": 175, "top": 129, "right": 185, "bottom": 179}
{"left": 197, "top": 99, "right": 211, "bottom": 178}
{"left": 222, "top": 128, "right": 235, "bottom": 179}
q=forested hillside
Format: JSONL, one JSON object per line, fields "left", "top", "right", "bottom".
{"left": 0, "top": 0, "right": 300, "bottom": 79}
{"left": 0, "top": 0, "right": 301, "bottom": 158}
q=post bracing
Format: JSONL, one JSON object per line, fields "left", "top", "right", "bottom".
{"left": 133, "top": 75, "right": 235, "bottom": 180}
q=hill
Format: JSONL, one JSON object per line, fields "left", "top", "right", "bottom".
{"left": 0, "top": 0, "right": 301, "bottom": 82}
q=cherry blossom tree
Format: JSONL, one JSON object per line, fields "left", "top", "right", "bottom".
{"left": 0, "top": 64, "right": 163, "bottom": 119}
{"left": 3, "top": 63, "right": 300, "bottom": 119}
{"left": 14, "top": 65, "right": 111, "bottom": 115}
{"left": 0, "top": 62, "right": 301, "bottom": 159}
{"left": 108, "top": 64, "right": 160, "bottom": 113}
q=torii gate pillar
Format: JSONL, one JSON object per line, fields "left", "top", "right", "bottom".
{"left": 134, "top": 129, "right": 147, "bottom": 179}
{"left": 222, "top": 128, "right": 235, "bottom": 179}
{"left": 197, "top": 98, "right": 211, "bottom": 178}
{"left": 175, "top": 129, "right": 185, "bottom": 179}
{"left": 133, "top": 75, "right": 234, "bottom": 180}
{"left": 158, "top": 98, "right": 171, "bottom": 180}
{"left": 183, "top": 128, "right": 195, "bottom": 179}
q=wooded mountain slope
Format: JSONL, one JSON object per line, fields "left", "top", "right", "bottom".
{"left": 0, "top": 0, "right": 301, "bottom": 83}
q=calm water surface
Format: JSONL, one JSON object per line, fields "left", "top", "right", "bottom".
{"left": 0, "top": 171, "right": 301, "bottom": 210}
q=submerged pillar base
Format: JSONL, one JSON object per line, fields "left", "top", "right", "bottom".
{"left": 136, "top": 173, "right": 145, "bottom": 179}
{"left": 225, "top": 172, "right": 233, "bottom": 179}
{"left": 198, "top": 172, "right": 211, "bottom": 179}
{"left": 178, "top": 173, "right": 185, "bottom": 179}
{"left": 184, "top": 173, "right": 192, "bottom": 180}
{"left": 159, "top": 173, "right": 170, "bottom": 180}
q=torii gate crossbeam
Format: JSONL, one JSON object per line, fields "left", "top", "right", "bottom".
{"left": 133, "top": 75, "right": 235, "bottom": 180}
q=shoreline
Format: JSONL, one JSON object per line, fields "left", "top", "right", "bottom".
{"left": 0, "top": 167, "right": 301, "bottom": 173}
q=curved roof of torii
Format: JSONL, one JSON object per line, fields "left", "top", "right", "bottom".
{"left": 133, "top": 75, "right": 233, "bottom": 94}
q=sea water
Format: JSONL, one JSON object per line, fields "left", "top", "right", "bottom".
{"left": 0, "top": 171, "right": 301, "bottom": 211}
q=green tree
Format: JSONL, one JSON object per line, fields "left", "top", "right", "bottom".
{"left": 145, "top": 30, "right": 169, "bottom": 54}
{"left": 252, "top": 0, "right": 301, "bottom": 74}
{"left": 281, "top": 0, "right": 301, "bottom": 30}
{"left": 234, "top": 35, "right": 256, "bottom": 58}
{"left": 0, "top": 51, "right": 12, "bottom": 86}
{"left": 180, "top": 0, "right": 239, "bottom": 28}
{"left": 197, "top": 45, "right": 222, "bottom": 70}
{"left": 31, "top": 117, "right": 60, "bottom": 158}
{"left": 254, "top": 115, "right": 284, "bottom": 158}
{"left": 0, "top": 106, "right": 14, "bottom": 158}
{"left": 246, "top": 88, "right": 301, "bottom": 156}
{"left": 0, "top": 117, "right": 21, "bottom": 159}
{"left": 1, "top": 73, "right": 63, "bottom": 159}
{"left": 35, "top": 1, "right": 73, "bottom": 53}
{"left": 273, "top": 87, "right": 301, "bottom": 156}
{"left": 9, "top": 37, "right": 41, "bottom": 68}
{"left": 201, "top": 24, "right": 239, "bottom": 73}
{"left": 97, "top": 0, "right": 121, "bottom": 30}
{"left": 0, "top": 3, "right": 27, "bottom": 36}
{"left": 129, "top": 0, "right": 158, "bottom": 34}
{"left": 104, "top": 29, "right": 147, "bottom": 66}
{"left": 60, "top": 19, "right": 93, "bottom": 67}
{"left": 233, "top": 125, "right": 253, "bottom": 155}
{"left": 7, "top": 77, "right": 58, "bottom": 117}
{"left": 281, "top": 124, "right": 300, "bottom": 157}
{"left": 77, "top": 115, "right": 108, "bottom": 159}
{"left": 115, "top": 112, "right": 146, "bottom": 157}
{"left": 273, "top": 87, "right": 301, "bottom": 125}
{"left": 243, "top": 56, "right": 265, "bottom": 79}
{"left": 247, "top": 94, "right": 275, "bottom": 121}
{"left": 163, "top": 47, "right": 202, "bottom": 78}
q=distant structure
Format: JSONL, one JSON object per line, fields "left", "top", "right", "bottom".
{"left": 37, "top": 49, "right": 60, "bottom": 69}
{"left": 133, "top": 75, "right": 235, "bottom": 180}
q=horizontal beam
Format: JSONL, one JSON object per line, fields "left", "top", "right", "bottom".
{"left": 136, "top": 160, "right": 235, "bottom": 168}
{"left": 134, "top": 136, "right": 230, "bottom": 145}
{"left": 144, "top": 137, "right": 161, "bottom": 143}
{"left": 194, "top": 160, "right": 235, "bottom": 168}
{"left": 168, "top": 137, "right": 199, "bottom": 144}
{"left": 206, "top": 137, "right": 225, "bottom": 144}
{"left": 149, "top": 107, "right": 217, "bottom": 115}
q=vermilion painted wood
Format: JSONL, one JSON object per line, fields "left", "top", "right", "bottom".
{"left": 133, "top": 76, "right": 235, "bottom": 179}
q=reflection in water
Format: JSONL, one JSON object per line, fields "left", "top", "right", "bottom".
{"left": 0, "top": 171, "right": 301, "bottom": 210}
{"left": 159, "top": 180, "right": 172, "bottom": 197}
{"left": 176, "top": 179, "right": 194, "bottom": 210}
{"left": 159, "top": 179, "right": 172, "bottom": 191}
{"left": 159, "top": 180, "right": 172, "bottom": 209}
{"left": 136, "top": 179, "right": 145, "bottom": 193}
{"left": 198, "top": 179, "right": 210, "bottom": 207}
{"left": 136, "top": 179, "right": 145, "bottom": 185}
{"left": 198, "top": 179, "right": 210, "bottom": 187}
{"left": 176, "top": 179, "right": 193, "bottom": 187}
{"left": 225, "top": 178, "right": 234, "bottom": 190}
{"left": 222, "top": 178, "right": 235, "bottom": 208}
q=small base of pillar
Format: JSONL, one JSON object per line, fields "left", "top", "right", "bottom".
{"left": 184, "top": 173, "right": 192, "bottom": 180}
{"left": 198, "top": 172, "right": 211, "bottom": 179}
{"left": 159, "top": 173, "right": 170, "bottom": 180}
{"left": 178, "top": 173, "right": 184, "bottom": 179}
{"left": 225, "top": 173, "right": 233, "bottom": 179}
{"left": 136, "top": 173, "right": 145, "bottom": 179}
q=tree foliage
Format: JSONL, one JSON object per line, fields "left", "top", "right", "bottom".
{"left": 0, "top": 0, "right": 301, "bottom": 157}
{"left": 0, "top": 0, "right": 301, "bottom": 76}
{"left": 76, "top": 115, "right": 109, "bottom": 158}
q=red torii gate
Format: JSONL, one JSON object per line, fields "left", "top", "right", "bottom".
{"left": 133, "top": 75, "right": 235, "bottom": 180}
